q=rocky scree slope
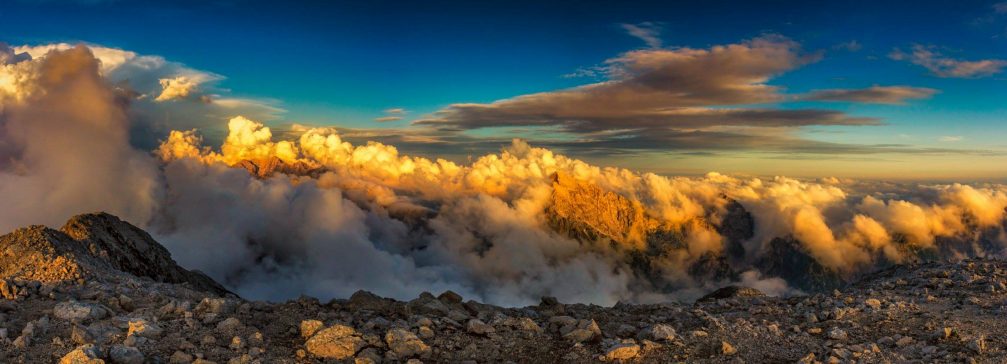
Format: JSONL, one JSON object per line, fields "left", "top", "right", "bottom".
{"left": 0, "top": 213, "right": 1005, "bottom": 363}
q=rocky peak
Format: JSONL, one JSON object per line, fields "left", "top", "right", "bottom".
{"left": 0, "top": 212, "right": 229, "bottom": 295}
{"left": 546, "top": 171, "right": 658, "bottom": 248}
{"left": 236, "top": 156, "right": 324, "bottom": 179}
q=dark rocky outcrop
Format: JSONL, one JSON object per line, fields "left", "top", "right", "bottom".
{"left": 0, "top": 212, "right": 229, "bottom": 296}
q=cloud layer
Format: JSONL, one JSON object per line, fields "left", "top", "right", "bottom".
{"left": 415, "top": 36, "right": 943, "bottom": 154}
{"left": 2, "top": 43, "right": 1005, "bottom": 308}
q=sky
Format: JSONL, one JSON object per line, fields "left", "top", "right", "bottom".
{"left": 2, "top": 0, "right": 1006, "bottom": 180}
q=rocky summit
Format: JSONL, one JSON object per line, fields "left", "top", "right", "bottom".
{"left": 0, "top": 213, "right": 1005, "bottom": 363}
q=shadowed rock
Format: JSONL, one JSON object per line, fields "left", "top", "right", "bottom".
{"left": 0, "top": 212, "right": 229, "bottom": 296}
{"left": 697, "top": 285, "right": 765, "bottom": 302}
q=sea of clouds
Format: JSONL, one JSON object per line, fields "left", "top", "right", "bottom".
{"left": 1, "top": 45, "right": 1005, "bottom": 306}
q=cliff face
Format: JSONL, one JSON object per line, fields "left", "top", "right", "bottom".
{"left": 545, "top": 171, "right": 661, "bottom": 250}
{"left": 0, "top": 212, "right": 229, "bottom": 296}
{"left": 544, "top": 172, "right": 750, "bottom": 287}
{"left": 236, "top": 156, "right": 324, "bottom": 179}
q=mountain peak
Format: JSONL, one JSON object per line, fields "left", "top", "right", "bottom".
{"left": 0, "top": 212, "right": 229, "bottom": 296}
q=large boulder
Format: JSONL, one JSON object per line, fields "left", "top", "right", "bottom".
{"left": 304, "top": 324, "right": 364, "bottom": 359}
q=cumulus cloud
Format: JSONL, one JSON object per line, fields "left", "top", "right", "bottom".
{"left": 890, "top": 45, "right": 1007, "bottom": 78}
{"left": 14, "top": 43, "right": 283, "bottom": 146}
{"left": 3, "top": 43, "right": 1007, "bottom": 308}
{"left": 156, "top": 114, "right": 1007, "bottom": 303}
{"left": 801, "top": 85, "right": 937, "bottom": 104}
{"left": 156, "top": 76, "right": 211, "bottom": 102}
{"left": 0, "top": 45, "right": 160, "bottom": 231}
{"left": 621, "top": 22, "right": 663, "bottom": 48}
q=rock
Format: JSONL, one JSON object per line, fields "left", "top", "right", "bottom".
{"left": 168, "top": 351, "right": 193, "bottom": 364}
{"left": 229, "top": 336, "right": 246, "bottom": 350}
{"left": 864, "top": 298, "right": 881, "bottom": 309}
{"left": 197, "top": 298, "right": 237, "bottom": 315}
{"left": 355, "top": 347, "right": 383, "bottom": 364}
{"left": 408, "top": 293, "right": 451, "bottom": 316}
{"left": 54, "top": 301, "right": 108, "bottom": 322}
{"left": 515, "top": 317, "right": 542, "bottom": 333}
{"left": 604, "top": 343, "right": 641, "bottom": 361}
{"left": 721, "top": 341, "right": 737, "bottom": 355}
{"left": 72, "top": 324, "right": 95, "bottom": 345}
{"left": 828, "top": 328, "right": 848, "bottom": 341}
{"left": 418, "top": 326, "right": 434, "bottom": 339}
{"left": 109, "top": 345, "right": 143, "bottom": 364}
{"left": 466, "top": 319, "right": 494, "bottom": 335}
{"left": 305, "top": 324, "right": 364, "bottom": 359}
{"left": 968, "top": 336, "right": 986, "bottom": 354}
{"left": 216, "top": 317, "right": 242, "bottom": 334}
{"left": 300, "top": 319, "right": 324, "bottom": 338}
{"left": 385, "top": 328, "right": 431, "bottom": 358}
{"left": 642, "top": 324, "right": 676, "bottom": 341}
{"left": 697, "top": 286, "right": 765, "bottom": 302}
{"left": 60, "top": 344, "right": 105, "bottom": 364}
{"left": 895, "top": 336, "right": 913, "bottom": 347}
{"left": 127, "top": 319, "right": 163, "bottom": 338}
{"left": 437, "top": 290, "right": 463, "bottom": 304}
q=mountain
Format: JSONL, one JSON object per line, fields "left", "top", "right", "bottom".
{"left": 0, "top": 212, "right": 228, "bottom": 296}
{"left": 236, "top": 156, "right": 325, "bottom": 179}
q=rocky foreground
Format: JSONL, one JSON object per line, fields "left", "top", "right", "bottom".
{"left": 0, "top": 213, "right": 1004, "bottom": 363}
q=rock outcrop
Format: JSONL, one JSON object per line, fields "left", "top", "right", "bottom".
{"left": 236, "top": 156, "right": 324, "bottom": 179}
{"left": 0, "top": 212, "right": 228, "bottom": 295}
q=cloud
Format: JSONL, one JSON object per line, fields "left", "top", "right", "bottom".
{"left": 416, "top": 36, "right": 823, "bottom": 128}
{"left": 890, "top": 45, "right": 1007, "bottom": 78}
{"left": 995, "top": 2, "right": 1007, "bottom": 14}
{"left": 414, "top": 36, "right": 934, "bottom": 154}
{"left": 3, "top": 43, "right": 1007, "bottom": 307}
{"left": 374, "top": 108, "right": 407, "bottom": 122}
{"left": 939, "top": 135, "right": 964, "bottom": 142}
{"left": 801, "top": 85, "right": 937, "bottom": 104}
{"left": 0, "top": 45, "right": 160, "bottom": 231}
{"left": 156, "top": 76, "right": 211, "bottom": 102}
{"left": 621, "top": 22, "right": 663, "bottom": 48}
{"left": 156, "top": 116, "right": 1007, "bottom": 303}
{"left": 14, "top": 42, "right": 283, "bottom": 147}
{"left": 832, "top": 40, "right": 862, "bottom": 52}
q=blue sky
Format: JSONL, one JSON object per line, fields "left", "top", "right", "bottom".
{"left": 2, "top": 0, "right": 1006, "bottom": 179}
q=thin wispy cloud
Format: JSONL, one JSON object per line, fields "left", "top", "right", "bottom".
{"left": 832, "top": 40, "right": 862, "bottom": 52}
{"left": 375, "top": 107, "right": 407, "bottom": 122}
{"left": 994, "top": 2, "right": 1007, "bottom": 14}
{"left": 890, "top": 45, "right": 1007, "bottom": 78}
{"left": 620, "top": 22, "right": 663, "bottom": 48}
{"left": 801, "top": 85, "right": 937, "bottom": 104}
{"left": 939, "top": 135, "right": 964, "bottom": 142}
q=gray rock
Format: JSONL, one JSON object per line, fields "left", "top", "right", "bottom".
{"left": 466, "top": 319, "right": 494, "bottom": 335}
{"left": 54, "top": 301, "right": 108, "bottom": 322}
{"left": 109, "top": 345, "right": 143, "bottom": 364}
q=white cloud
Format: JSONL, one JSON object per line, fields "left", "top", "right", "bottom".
{"left": 939, "top": 135, "right": 964, "bottom": 142}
